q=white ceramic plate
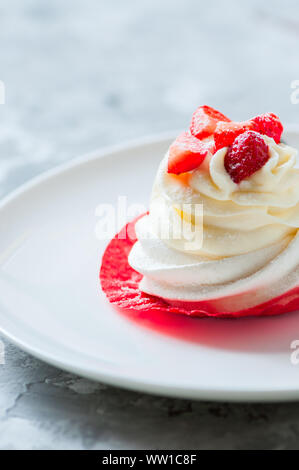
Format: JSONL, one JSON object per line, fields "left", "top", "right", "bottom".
{"left": 1, "top": 130, "right": 299, "bottom": 402}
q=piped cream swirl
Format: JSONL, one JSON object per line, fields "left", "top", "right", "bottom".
{"left": 128, "top": 135, "right": 299, "bottom": 310}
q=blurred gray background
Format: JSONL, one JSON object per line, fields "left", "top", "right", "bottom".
{"left": 1, "top": 0, "right": 299, "bottom": 450}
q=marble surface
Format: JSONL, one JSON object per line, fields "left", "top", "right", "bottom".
{"left": 1, "top": 0, "right": 299, "bottom": 450}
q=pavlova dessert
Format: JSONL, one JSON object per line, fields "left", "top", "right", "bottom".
{"left": 101, "top": 106, "right": 299, "bottom": 318}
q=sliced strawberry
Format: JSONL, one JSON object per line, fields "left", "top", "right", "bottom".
{"left": 190, "top": 105, "right": 231, "bottom": 140}
{"left": 167, "top": 131, "right": 213, "bottom": 175}
{"left": 251, "top": 112, "right": 283, "bottom": 144}
{"left": 214, "top": 120, "right": 257, "bottom": 151}
{"left": 224, "top": 131, "right": 270, "bottom": 184}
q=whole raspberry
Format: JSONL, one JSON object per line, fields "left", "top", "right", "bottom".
{"left": 224, "top": 131, "right": 270, "bottom": 184}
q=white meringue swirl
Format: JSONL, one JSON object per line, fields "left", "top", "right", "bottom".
{"left": 128, "top": 135, "right": 299, "bottom": 311}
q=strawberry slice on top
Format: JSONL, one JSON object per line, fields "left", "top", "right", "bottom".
{"left": 214, "top": 113, "right": 283, "bottom": 151}
{"left": 167, "top": 106, "right": 283, "bottom": 177}
{"left": 224, "top": 131, "right": 270, "bottom": 184}
{"left": 251, "top": 112, "right": 283, "bottom": 144}
{"left": 214, "top": 120, "right": 257, "bottom": 151}
{"left": 167, "top": 131, "right": 214, "bottom": 175}
{"left": 190, "top": 105, "right": 231, "bottom": 140}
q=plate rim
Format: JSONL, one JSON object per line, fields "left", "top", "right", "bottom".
{"left": 3, "top": 324, "right": 299, "bottom": 403}
{"left": 0, "top": 130, "right": 178, "bottom": 212}
{"left": 1, "top": 128, "right": 299, "bottom": 403}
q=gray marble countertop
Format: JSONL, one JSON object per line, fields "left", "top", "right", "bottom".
{"left": 1, "top": 0, "right": 299, "bottom": 450}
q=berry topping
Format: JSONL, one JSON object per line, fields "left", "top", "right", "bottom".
{"left": 251, "top": 112, "right": 283, "bottom": 144}
{"left": 167, "top": 131, "right": 214, "bottom": 175}
{"left": 190, "top": 105, "right": 231, "bottom": 140}
{"left": 214, "top": 120, "right": 257, "bottom": 151}
{"left": 224, "top": 131, "right": 270, "bottom": 184}
{"left": 168, "top": 106, "right": 283, "bottom": 175}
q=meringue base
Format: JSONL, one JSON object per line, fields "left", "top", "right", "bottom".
{"left": 100, "top": 214, "right": 299, "bottom": 319}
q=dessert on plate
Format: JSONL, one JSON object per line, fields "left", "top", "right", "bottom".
{"left": 100, "top": 106, "right": 299, "bottom": 318}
